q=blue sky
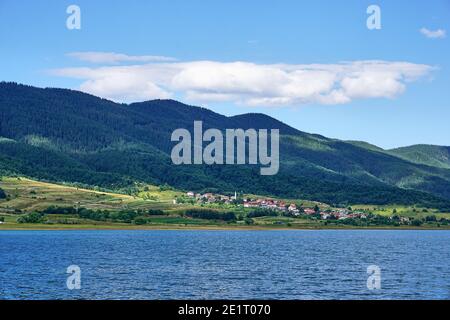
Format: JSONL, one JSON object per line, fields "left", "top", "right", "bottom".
{"left": 0, "top": 0, "right": 449, "bottom": 149}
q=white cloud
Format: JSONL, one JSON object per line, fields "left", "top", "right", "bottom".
{"left": 67, "top": 51, "right": 177, "bottom": 64}
{"left": 52, "top": 54, "right": 434, "bottom": 106}
{"left": 420, "top": 28, "right": 446, "bottom": 39}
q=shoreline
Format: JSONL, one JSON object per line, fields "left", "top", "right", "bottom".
{"left": 1, "top": 224, "right": 450, "bottom": 231}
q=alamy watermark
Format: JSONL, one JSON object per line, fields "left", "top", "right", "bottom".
{"left": 66, "top": 265, "right": 81, "bottom": 290}
{"left": 66, "top": 5, "right": 81, "bottom": 30}
{"left": 367, "top": 265, "right": 381, "bottom": 290}
{"left": 64, "top": 4, "right": 381, "bottom": 32}
{"left": 366, "top": 4, "right": 381, "bottom": 30}
{"left": 171, "top": 121, "right": 279, "bottom": 175}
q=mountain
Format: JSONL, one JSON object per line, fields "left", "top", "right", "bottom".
{"left": 388, "top": 145, "right": 450, "bottom": 169}
{"left": 1, "top": 82, "right": 450, "bottom": 209}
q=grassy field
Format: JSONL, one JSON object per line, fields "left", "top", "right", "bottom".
{"left": 0, "top": 177, "right": 188, "bottom": 212}
{"left": 1, "top": 177, "right": 450, "bottom": 230}
{"left": 351, "top": 204, "right": 450, "bottom": 219}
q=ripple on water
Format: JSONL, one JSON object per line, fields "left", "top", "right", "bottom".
{"left": 1, "top": 230, "right": 450, "bottom": 299}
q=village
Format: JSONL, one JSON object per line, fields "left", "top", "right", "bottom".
{"left": 182, "top": 191, "right": 368, "bottom": 221}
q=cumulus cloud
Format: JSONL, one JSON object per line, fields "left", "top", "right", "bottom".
{"left": 51, "top": 54, "right": 434, "bottom": 106}
{"left": 67, "top": 51, "right": 177, "bottom": 64}
{"left": 420, "top": 28, "right": 446, "bottom": 39}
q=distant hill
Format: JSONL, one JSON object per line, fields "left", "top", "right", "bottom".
{"left": 389, "top": 145, "right": 450, "bottom": 169}
{"left": 345, "top": 140, "right": 385, "bottom": 153}
{"left": 1, "top": 82, "right": 450, "bottom": 209}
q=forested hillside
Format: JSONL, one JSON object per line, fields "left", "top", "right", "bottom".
{"left": 389, "top": 145, "right": 450, "bottom": 169}
{"left": 1, "top": 82, "right": 450, "bottom": 209}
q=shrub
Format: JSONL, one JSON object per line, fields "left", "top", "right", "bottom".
{"left": 148, "top": 209, "right": 165, "bottom": 215}
{"left": 185, "top": 209, "right": 236, "bottom": 221}
{"left": 17, "top": 212, "right": 46, "bottom": 224}
{"left": 244, "top": 218, "right": 254, "bottom": 225}
{"left": 247, "top": 209, "right": 278, "bottom": 218}
{"left": 134, "top": 217, "right": 148, "bottom": 225}
{"left": 42, "top": 206, "right": 77, "bottom": 215}
{"left": 110, "top": 210, "right": 139, "bottom": 222}
{"left": 0, "top": 188, "right": 6, "bottom": 199}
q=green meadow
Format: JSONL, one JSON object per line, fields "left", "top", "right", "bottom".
{"left": 1, "top": 177, "right": 449, "bottom": 230}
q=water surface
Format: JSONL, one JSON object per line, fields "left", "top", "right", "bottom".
{"left": 1, "top": 230, "right": 449, "bottom": 299}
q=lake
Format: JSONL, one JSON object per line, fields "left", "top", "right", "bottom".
{"left": 1, "top": 230, "right": 450, "bottom": 299}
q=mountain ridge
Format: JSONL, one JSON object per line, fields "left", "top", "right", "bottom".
{"left": 388, "top": 144, "right": 450, "bottom": 169}
{"left": 1, "top": 82, "right": 450, "bottom": 209}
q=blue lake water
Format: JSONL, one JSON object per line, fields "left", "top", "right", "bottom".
{"left": 1, "top": 230, "right": 450, "bottom": 300}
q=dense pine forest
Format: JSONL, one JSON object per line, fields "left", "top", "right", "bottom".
{"left": 1, "top": 82, "right": 450, "bottom": 210}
